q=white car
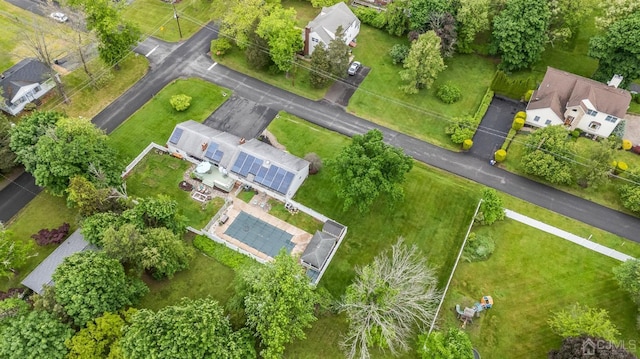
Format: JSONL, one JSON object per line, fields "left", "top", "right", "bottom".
{"left": 50, "top": 12, "right": 68, "bottom": 23}
{"left": 348, "top": 61, "right": 361, "bottom": 76}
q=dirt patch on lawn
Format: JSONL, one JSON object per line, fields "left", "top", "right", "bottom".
{"left": 624, "top": 114, "right": 640, "bottom": 146}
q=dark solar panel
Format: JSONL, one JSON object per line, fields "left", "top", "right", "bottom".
{"left": 169, "top": 128, "right": 183, "bottom": 144}
{"left": 277, "top": 171, "right": 295, "bottom": 194}
{"left": 264, "top": 166, "right": 278, "bottom": 186}
{"left": 249, "top": 159, "right": 263, "bottom": 175}
{"left": 204, "top": 142, "right": 219, "bottom": 159}
{"left": 211, "top": 150, "right": 224, "bottom": 163}
{"left": 240, "top": 155, "right": 255, "bottom": 177}
{"left": 231, "top": 152, "right": 247, "bottom": 173}
{"left": 256, "top": 166, "right": 268, "bottom": 183}
{"left": 271, "top": 168, "right": 286, "bottom": 191}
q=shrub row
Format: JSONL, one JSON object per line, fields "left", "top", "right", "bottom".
{"left": 354, "top": 7, "right": 386, "bottom": 29}
{"left": 193, "top": 234, "right": 254, "bottom": 270}
{"left": 490, "top": 71, "right": 536, "bottom": 100}
{"left": 501, "top": 128, "right": 517, "bottom": 151}
{"left": 473, "top": 88, "right": 494, "bottom": 123}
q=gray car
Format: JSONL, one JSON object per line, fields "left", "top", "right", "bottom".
{"left": 348, "top": 61, "right": 361, "bottom": 76}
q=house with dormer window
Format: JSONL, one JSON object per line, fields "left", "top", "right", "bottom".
{"left": 525, "top": 67, "right": 632, "bottom": 139}
{"left": 302, "top": 2, "right": 360, "bottom": 56}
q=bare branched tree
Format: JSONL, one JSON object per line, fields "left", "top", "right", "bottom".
{"left": 339, "top": 238, "right": 441, "bottom": 359}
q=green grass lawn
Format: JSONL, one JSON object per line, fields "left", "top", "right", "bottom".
{"left": 268, "top": 199, "right": 323, "bottom": 235}
{"left": 122, "top": 0, "right": 225, "bottom": 42}
{"left": 347, "top": 25, "right": 496, "bottom": 149}
{"left": 442, "top": 218, "right": 640, "bottom": 358}
{"left": 109, "top": 78, "right": 229, "bottom": 163}
{"left": 125, "top": 153, "right": 225, "bottom": 229}
{"left": 43, "top": 54, "right": 149, "bottom": 119}
{"left": 2, "top": 193, "right": 78, "bottom": 291}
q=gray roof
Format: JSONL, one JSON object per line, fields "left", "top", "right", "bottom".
{"left": 239, "top": 139, "right": 309, "bottom": 173}
{"left": 323, "top": 220, "right": 345, "bottom": 238}
{"left": 307, "top": 2, "right": 359, "bottom": 45}
{"left": 21, "top": 230, "right": 95, "bottom": 294}
{"left": 0, "top": 58, "right": 50, "bottom": 107}
{"left": 527, "top": 67, "right": 631, "bottom": 119}
{"left": 301, "top": 231, "right": 337, "bottom": 270}
{"left": 172, "top": 120, "right": 241, "bottom": 168}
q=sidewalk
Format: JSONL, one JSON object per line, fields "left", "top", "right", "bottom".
{"left": 505, "top": 209, "right": 635, "bottom": 262}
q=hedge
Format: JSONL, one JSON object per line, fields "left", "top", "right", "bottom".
{"left": 501, "top": 129, "right": 517, "bottom": 151}
{"left": 193, "top": 235, "right": 255, "bottom": 270}
{"left": 490, "top": 71, "right": 536, "bottom": 100}
{"left": 473, "top": 88, "right": 494, "bottom": 123}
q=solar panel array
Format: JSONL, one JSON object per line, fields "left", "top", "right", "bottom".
{"left": 231, "top": 152, "right": 295, "bottom": 194}
{"left": 203, "top": 141, "right": 224, "bottom": 164}
{"left": 169, "top": 128, "right": 183, "bottom": 144}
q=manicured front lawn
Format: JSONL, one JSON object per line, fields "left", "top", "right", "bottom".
{"left": 109, "top": 78, "right": 229, "bottom": 163}
{"left": 442, "top": 218, "right": 640, "bottom": 358}
{"left": 2, "top": 193, "right": 78, "bottom": 291}
{"left": 125, "top": 153, "right": 225, "bottom": 229}
{"left": 347, "top": 25, "right": 496, "bottom": 149}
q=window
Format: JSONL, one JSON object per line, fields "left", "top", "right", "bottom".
{"left": 545, "top": 119, "right": 552, "bottom": 125}
{"left": 605, "top": 115, "right": 617, "bottom": 123}
{"left": 311, "top": 38, "right": 319, "bottom": 43}
{"left": 533, "top": 116, "right": 540, "bottom": 122}
{"left": 588, "top": 121, "right": 601, "bottom": 130}
{"left": 586, "top": 109, "right": 598, "bottom": 116}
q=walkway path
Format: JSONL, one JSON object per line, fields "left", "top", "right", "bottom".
{"left": 505, "top": 209, "right": 634, "bottom": 262}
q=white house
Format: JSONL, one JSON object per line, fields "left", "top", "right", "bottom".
{"left": 525, "top": 67, "right": 632, "bottom": 139}
{"left": 0, "top": 58, "right": 56, "bottom": 116}
{"left": 303, "top": 2, "right": 360, "bottom": 56}
{"left": 167, "top": 121, "right": 310, "bottom": 199}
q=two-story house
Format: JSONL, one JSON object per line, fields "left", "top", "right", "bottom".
{"left": 302, "top": 2, "right": 360, "bottom": 56}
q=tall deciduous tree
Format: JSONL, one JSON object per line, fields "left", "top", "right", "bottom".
{"left": 548, "top": 303, "right": 620, "bottom": 342}
{"left": 233, "top": 250, "right": 317, "bottom": 359}
{"left": 0, "top": 114, "right": 16, "bottom": 174}
{"left": 476, "top": 188, "right": 505, "bottom": 225}
{"left": 10, "top": 111, "right": 62, "bottom": 173}
{"left": 52, "top": 251, "right": 148, "bottom": 327}
{"left": 595, "top": 0, "right": 640, "bottom": 30}
{"left": 81, "top": 211, "right": 124, "bottom": 246}
{"left": 0, "top": 223, "right": 34, "bottom": 279}
{"left": 339, "top": 239, "right": 440, "bottom": 359}
{"left": 417, "top": 328, "right": 474, "bottom": 359}
{"left": 65, "top": 310, "right": 136, "bottom": 359}
{"left": 577, "top": 139, "right": 615, "bottom": 188}
{"left": 256, "top": 6, "right": 303, "bottom": 73}
{"left": 408, "top": 0, "right": 452, "bottom": 31}
{"left": 222, "top": 0, "right": 274, "bottom": 49}
{"left": 589, "top": 12, "right": 640, "bottom": 88}
{"left": 121, "top": 298, "right": 255, "bottom": 359}
{"left": 549, "top": 335, "right": 636, "bottom": 359}
{"left": 456, "top": 0, "right": 490, "bottom": 53}
{"left": 67, "top": 175, "right": 112, "bottom": 216}
{"left": 399, "top": 31, "right": 446, "bottom": 94}
{"left": 429, "top": 13, "right": 457, "bottom": 57}
{"left": 330, "top": 129, "right": 413, "bottom": 213}
{"left": 245, "top": 19, "right": 273, "bottom": 70}
{"left": 31, "top": 117, "right": 121, "bottom": 196}
{"left": 520, "top": 125, "right": 576, "bottom": 185}
{"left": 547, "top": 0, "right": 592, "bottom": 45}
{"left": 613, "top": 259, "right": 640, "bottom": 305}
{"left": 385, "top": 0, "right": 410, "bottom": 36}
{"left": 491, "top": 0, "right": 551, "bottom": 71}
{"left": 122, "top": 195, "right": 187, "bottom": 234}
{"left": 0, "top": 309, "right": 73, "bottom": 359}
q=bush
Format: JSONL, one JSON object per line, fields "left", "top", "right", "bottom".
{"left": 635, "top": 93, "right": 640, "bottom": 104}
{"left": 436, "top": 82, "right": 462, "bottom": 104}
{"left": 210, "top": 38, "right": 232, "bottom": 57}
{"left": 622, "top": 139, "right": 632, "bottom": 150}
{"left": 389, "top": 44, "right": 410, "bottom": 65}
{"left": 446, "top": 117, "right": 476, "bottom": 144}
{"left": 495, "top": 149, "right": 507, "bottom": 162}
{"left": 354, "top": 7, "right": 386, "bottom": 29}
{"left": 515, "top": 111, "right": 526, "bottom": 119}
{"left": 463, "top": 232, "right": 496, "bottom": 262}
{"left": 501, "top": 129, "right": 516, "bottom": 151}
{"left": 169, "top": 94, "right": 192, "bottom": 112}
{"left": 615, "top": 161, "right": 628, "bottom": 174}
{"left": 462, "top": 139, "right": 473, "bottom": 150}
{"left": 31, "top": 223, "right": 70, "bottom": 246}
{"left": 571, "top": 129, "right": 581, "bottom": 139}
{"left": 512, "top": 118, "right": 524, "bottom": 130}
{"left": 524, "top": 89, "right": 534, "bottom": 102}
{"left": 193, "top": 235, "right": 254, "bottom": 270}
{"left": 304, "top": 153, "right": 322, "bottom": 174}
{"left": 473, "top": 89, "right": 494, "bottom": 123}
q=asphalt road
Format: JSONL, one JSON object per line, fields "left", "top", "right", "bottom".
{"left": 2, "top": 21, "right": 640, "bottom": 244}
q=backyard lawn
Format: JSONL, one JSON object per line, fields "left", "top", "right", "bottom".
{"left": 125, "top": 153, "right": 225, "bottom": 229}
{"left": 2, "top": 193, "right": 78, "bottom": 291}
{"left": 442, "top": 217, "right": 640, "bottom": 358}
{"left": 109, "top": 78, "right": 230, "bottom": 162}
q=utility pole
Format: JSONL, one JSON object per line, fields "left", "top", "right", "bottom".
{"left": 172, "top": 1, "right": 183, "bottom": 40}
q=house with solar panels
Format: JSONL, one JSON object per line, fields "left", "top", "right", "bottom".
{"left": 167, "top": 121, "right": 310, "bottom": 199}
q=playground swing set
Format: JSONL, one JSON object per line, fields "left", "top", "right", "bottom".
{"left": 455, "top": 295, "right": 494, "bottom": 329}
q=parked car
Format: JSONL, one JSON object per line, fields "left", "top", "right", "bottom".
{"left": 348, "top": 61, "right": 361, "bottom": 76}
{"left": 50, "top": 12, "right": 68, "bottom": 23}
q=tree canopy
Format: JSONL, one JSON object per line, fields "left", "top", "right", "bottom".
{"left": 613, "top": 259, "right": 640, "bottom": 305}
{"left": 520, "top": 125, "right": 576, "bottom": 185}
{"left": 10, "top": 111, "right": 62, "bottom": 173}
{"left": 121, "top": 298, "right": 255, "bottom": 359}
{"left": 477, "top": 188, "right": 505, "bottom": 225}
{"left": 233, "top": 250, "right": 317, "bottom": 359}
{"left": 417, "top": 328, "right": 474, "bottom": 359}
{"left": 339, "top": 239, "right": 441, "bottom": 359}
{"left": 0, "top": 114, "right": 16, "bottom": 174}
{"left": 221, "top": 0, "right": 275, "bottom": 49}
{"left": 589, "top": 11, "right": 640, "bottom": 88}
{"left": 548, "top": 303, "right": 620, "bottom": 342}
{"left": 0, "top": 309, "right": 73, "bottom": 359}
{"left": 408, "top": 0, "right": 452, "bottom": 31}
{"left": 456, "top": 0, "right": 490, "bottom": 53}
{"left": 399, "top": 31, "right": 446, "bottom": 94}
{"left": 65, "top": 310, "right": 136, "bottom": 359}
{"left": 330, "top": 129, "right": 413, "bottom": 213}
{"left": 0, "top": 223, "right": 34, "bottom": 279}
{"left": 256, "top": 6, "right": 303, "bottom": 72}
{"left": 52, "top": 251, "right": 148, "bottom": 327}
{"left": 491, "top": 0, "right": 551, "bottom": 71}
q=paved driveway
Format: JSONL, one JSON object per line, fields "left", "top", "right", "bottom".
{"left": 324, "top": 66, "right": 370, "bottom": 106}
{"left": 203, "top": 95, "right": 277, "bottom": 139}
{"left": 470, "top": 96, "right": 525, "bottom": 161}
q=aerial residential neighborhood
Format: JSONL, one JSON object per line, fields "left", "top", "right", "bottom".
{"left": 0, "top": 0, "right": 640, "bottom": 358}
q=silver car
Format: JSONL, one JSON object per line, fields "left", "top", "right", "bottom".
{"left": 348, "top": 61, "right": 361, "bottom": 76}
{"left": 50, "top": 12, "right": 68, "bottom": 23}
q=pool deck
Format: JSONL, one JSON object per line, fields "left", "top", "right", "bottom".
{"left": 209, "top": 196, "right": 313, "bottom": 261}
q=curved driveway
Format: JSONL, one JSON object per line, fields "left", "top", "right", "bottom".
{"left": 2, "top": 23, "right": 640, "bottom": 244}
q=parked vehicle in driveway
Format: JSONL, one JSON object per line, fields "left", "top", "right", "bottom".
{"left": 50, "top": 12, "right": 68, "bottom": 23}
{"left": 348, "top": 61, "right": 361, "bottom": 76}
